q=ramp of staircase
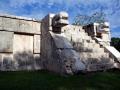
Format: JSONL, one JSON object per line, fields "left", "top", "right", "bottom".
{"left": 105, "top": 46, "right": 120, "bottom": 61}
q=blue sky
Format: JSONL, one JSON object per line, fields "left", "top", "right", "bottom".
{"left": 0, "top": 0, "right": 120, "bottom": 37}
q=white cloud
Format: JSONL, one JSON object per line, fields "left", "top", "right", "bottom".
{"left": 0, "top": 0, "right": 120, "bottom": 37}
{"left": 9, "top": 0, "right": 37, "bottom": 7}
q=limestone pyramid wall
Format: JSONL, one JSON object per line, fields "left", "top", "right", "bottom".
{"left": 0, "top": 15, "right": 41, "bottom": 70}
{"left": 0, "top": 12, "right": 120, "bottom": 75}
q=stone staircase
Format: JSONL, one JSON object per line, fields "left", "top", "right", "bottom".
{"left": 41, "top": 12, "right": 118, "bottom": 74}
{"left": 62, "top": 25, "right": 114, "bottom": 71}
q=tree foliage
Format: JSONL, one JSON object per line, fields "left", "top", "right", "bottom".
{"left": 111, "top": 38, "right": 120, "bottom": 52}
{"left": 73, "top": 0, "right": 120, "bottom": 26}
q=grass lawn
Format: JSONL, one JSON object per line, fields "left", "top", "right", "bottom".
{"left": 0, "top": 70, "right": 120, "bottom": 90}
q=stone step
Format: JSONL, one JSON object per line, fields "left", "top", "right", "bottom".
{"left": 80, "top": 52, "right": 109, "bottom": 59}
{"left": 80, "top": 34, "right": 91, "bottom": 40}
{"left": 73, "top": 43, "right": 104, "bottom": 53}
{"left": 82, "top": 42, "right": 100, "bottom": 49}
{"left": 71, "top": 35, "right": 90, "bottom": 42}
{"left": 79, "top": 32, "right": 89, "bottom": 37}
{"left": 86, "top": 58, "right": 110, "bottom": 64}
{"left": 70, "top": 31, "right": 93, "bottom": 42}
{"left": 100, "top": 53, "right": 110, "bottom": 58}
{"left": 93, "top": 48, "right": 104, "bottom": 53}
{"left": 86, "top": 39, "right": 96, "bottom": 43}
{"left": 82, "top": 56, "right": 113, "bottom": 64}
{"left": 86, "top": 62, "right": 114, "bottom": 71}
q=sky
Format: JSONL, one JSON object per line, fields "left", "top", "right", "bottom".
{"left": 0, "top": 0, "right": 120, "bottom": 37}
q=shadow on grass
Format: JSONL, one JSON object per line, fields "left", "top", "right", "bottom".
{"left": 0, "top": 69, "right": 120, "bottom": 90}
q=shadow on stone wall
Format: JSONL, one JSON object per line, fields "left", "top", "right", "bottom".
{"left": 14, "top": 51, "right": 34, "bottom": 70}
{"left": 72, "top": 42, "right": 93, "bottom": 52}
{"left": 0, "top": 56, "right": 15, "bottom": 71}
{"left": 0, "top": 51, "right": 41, "bottom": 71}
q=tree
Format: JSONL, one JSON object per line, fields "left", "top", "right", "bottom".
{"left": 73, "top": 11, "right": 107, "bottom": 26}
{"left": 73, "top": 0, "right": 120, "bottom": 26}
{"left": 111, "top": 37, "right": 120, "bottom": 52}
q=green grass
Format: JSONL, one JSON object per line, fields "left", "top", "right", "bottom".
{"left": 0, "top": 70, "right": 120, "bottom": 90}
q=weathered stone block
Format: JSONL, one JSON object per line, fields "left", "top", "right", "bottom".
{"left": 34, "top": 54, "right": 41, "bottom": 69}
{"left": 13, "top": 34, "right": 33, "bottom": 53}
{"left": 3, "top": 17, "right": 19, "bottom": 31}
{"left": 0, "top": 31, "right": 13, "bottom": 52}
{"left": 34, "top": 35, "right": 40, "bottom": 54}
{"left": 34, "top": 54, "right": 40, "bottom": 59}
{"left": 0, "top": 54, "right": 2, "bottom": 69}
{"left": 2, "top": 54, "right": 14, "bottom": 70}
{"left": 1, "top": 16, "right": 41, "bottom": 34}
{"left": 14, "top": 51, "right": 34, "bottom": 70}
{"left": 19, "top": 20, "right": 33, "bottom": 33}
{"left": 33, "top": 22, "right": 41, "bottom": 34}
{"left": 0, "top": 17, "right": 2, "bottom": 30}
